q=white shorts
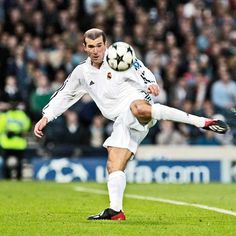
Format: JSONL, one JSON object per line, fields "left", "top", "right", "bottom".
{"left": 103, "top": 108, "right": 157, "bottom": 154}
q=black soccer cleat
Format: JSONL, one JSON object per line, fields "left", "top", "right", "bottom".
{"left": 203, "top": 119, "right": 229, "bottom": 134}
{"left": 87, "top": 208, "right": 126, "bottom": 220}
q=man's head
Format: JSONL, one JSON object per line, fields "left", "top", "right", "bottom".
{"left": 83, "top": 28, "right": 107, "bottom": 68}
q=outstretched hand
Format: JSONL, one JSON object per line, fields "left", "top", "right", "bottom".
{"left": 147, "top": 84, "right": 160, "bottom": 96}
{"left": 34, "top": 117, "right": 48, "bottom": 138}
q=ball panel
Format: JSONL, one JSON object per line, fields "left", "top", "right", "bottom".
{"left": 108, "top": 47, "right": 118, "bottom": 59}
{"left": 117, "top": 61, "right": 130, "bottom": 71}
{"left": 123, "top": 51, "right": 133, "bottom": 64}
{"left": 108, "top": 58, "right": 118, "bottom": 70}
{"left": 116, "top": 44, "right": 128, "bottom": 56}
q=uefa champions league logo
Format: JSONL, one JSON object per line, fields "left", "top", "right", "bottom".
{"left": 36, "top": 158, "right": 88, "bottom": 182}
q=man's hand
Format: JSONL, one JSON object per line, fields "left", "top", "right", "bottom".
{"left": 34, "top": 117, "right": 48, "bottom": 138}
{"left": 147, "top": 84, "right": 160, "bottom": 96}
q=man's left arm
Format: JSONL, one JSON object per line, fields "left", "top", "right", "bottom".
{"left": 147, "top": 83, "right": 160, "bottom": 96}
{"left": 133, "top": 59, "right": 160, "bottom": 96}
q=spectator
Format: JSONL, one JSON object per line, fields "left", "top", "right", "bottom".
{"left": 6, "top": 45, "right": 28, "bottom": 100}
{"left": 0, "top": 0, "right": 235, "bottom": 147}
{"left": 0, "top": 33, "right": 10, "bottom": 90}
{"left": 194, "top": 130, "right": 221, "bottom": 146}
{"left": 211, "top": 67, "right": 236, "bottom": 109}
{"left": 29, "top": 72, "right": 53, "bottom": 121}
{"left": 51, "top": 69, "right": 66, "bottom": 91}
{"left": 90, "top": 114, "right": 107, "bottom": 147}
{"left": 0, "top": 76, "right": 23, "bottom": 111}
{"left": 0, "top": 101, "right": 31, "bottom": 179}
{"left": 62, "top": 110, "right": 90, "bottom": 147}
{"left": 156, "top": 120, "right": 187, "bottom": 145}
{"left": 43, "top": 110, "right": 90, "bottom": 156}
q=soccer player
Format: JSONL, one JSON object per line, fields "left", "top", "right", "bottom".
{"left": 34, "top": 28, "right": 228, "bottom": 220}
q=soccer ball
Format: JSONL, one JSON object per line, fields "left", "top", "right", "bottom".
{"left": 106, "top": 42, "right": 135, "bottom": 71}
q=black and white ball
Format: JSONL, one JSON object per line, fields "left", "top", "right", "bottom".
{"left": 106, "top": 42, "right": 135, "bottom": 71}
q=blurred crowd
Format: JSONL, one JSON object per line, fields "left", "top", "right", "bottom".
{"left": 0, "top": 0, "right": 236, "bottom": 158}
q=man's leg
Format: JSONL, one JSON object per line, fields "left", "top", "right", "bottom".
{"left": 87, "top": 147, "right": 132, "bottom": 220}
{"left": 15, "top": 150, "right": 24, "bottom": 180}
{"left": 130, "top": 100, "right": 228, "bottom": 133}
{"left": 2, "top": 150, "right": 11, "bottom": 179}
{"left": 106, "top": 147, "right": 132, "bottom": 212}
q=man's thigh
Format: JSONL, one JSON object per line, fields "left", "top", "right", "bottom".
{"left": 103, "top": 108, "right": 153, "bottom": 154}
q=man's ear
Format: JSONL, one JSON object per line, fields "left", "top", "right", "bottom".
{"left": 83, "top": 43, "right": 87, "bottom": 52}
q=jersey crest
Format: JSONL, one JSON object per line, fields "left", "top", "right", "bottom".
{"left": 107, "top": 72, "right": 112, "bottom": 80}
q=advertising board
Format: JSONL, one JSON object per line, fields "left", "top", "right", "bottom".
{"left": 33, "top": 158, "right": 221, "bottom": 183}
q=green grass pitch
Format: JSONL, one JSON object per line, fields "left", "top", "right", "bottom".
{"left": 0, "top": 182, "right": 236, "bottom": 236}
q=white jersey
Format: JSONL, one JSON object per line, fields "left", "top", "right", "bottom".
{"left": 43, "top": 57, "right": 157, "bottom": 122}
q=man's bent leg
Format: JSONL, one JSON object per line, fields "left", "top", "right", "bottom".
{"left": 130, "top": 100, "right": 228, "bottom": 134}
{"left": 152, "top": 103, "right": 206, "bottom": 127}
{"left": 151, "top": 103, "right": 228, "bottom": 133}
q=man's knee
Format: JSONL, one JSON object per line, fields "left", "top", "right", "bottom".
{"left": 107, "top": 156, "right": 126, "bottom": 173}
{"left": 107, "top": 159, "right": 115, "bottom": 173}
{"left": 130, "top": 100, "right": 152, "bottom": 123}
{"left": 106, "top": 147, "right": 132, "bottom": 174}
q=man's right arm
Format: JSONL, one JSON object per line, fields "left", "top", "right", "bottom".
{"left": 34, "top": 66, "right": 87, "bottom": 138}
{"left": 34, "top": 116, "right": 48, "bottom": 138}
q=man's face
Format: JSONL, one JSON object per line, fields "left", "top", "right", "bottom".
{"left": 84, "top": 36, "right": 107, "bottom": 67}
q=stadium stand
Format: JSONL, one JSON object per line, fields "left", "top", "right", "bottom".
{"left": 0, "top": 0, "right": 235, "bottom": 163}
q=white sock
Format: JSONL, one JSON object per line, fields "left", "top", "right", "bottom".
{"left": 151, "top": 103, "right": 206, "bottom": 128}
{"left": 107, "top": 171, "right": 126, "bottom": 212}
